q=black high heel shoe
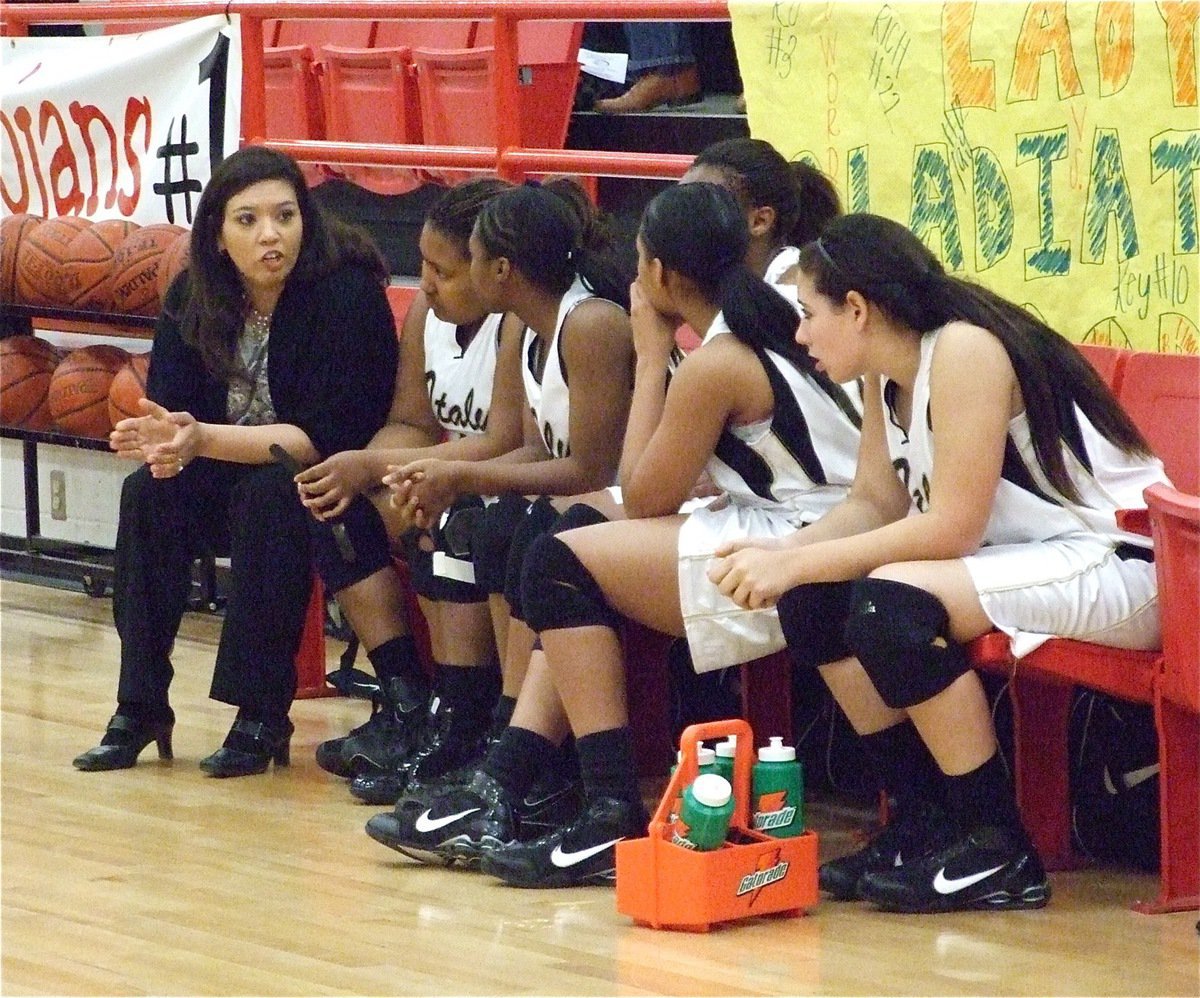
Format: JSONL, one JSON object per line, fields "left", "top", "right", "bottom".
{"left": 73, "top": 714, "right": 174, "bottom": 771}
{"left": 199, "top": 717, "right": 293, "bottom": 778}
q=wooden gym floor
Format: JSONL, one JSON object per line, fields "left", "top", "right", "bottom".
{"left": 2, "top": 578, "right": 1197, "bottom": 996}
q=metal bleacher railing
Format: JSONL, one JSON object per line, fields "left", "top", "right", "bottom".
{"left": 1, "top": 0, "right": 731, "bottom": 185}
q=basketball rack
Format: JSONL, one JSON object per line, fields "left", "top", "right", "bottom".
{"left": 0, "top": 303, "right": 221, "bottom": 606}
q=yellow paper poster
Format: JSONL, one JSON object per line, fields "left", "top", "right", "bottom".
{"left": 731, "top": 1, "right": 1199, "bottom": 353}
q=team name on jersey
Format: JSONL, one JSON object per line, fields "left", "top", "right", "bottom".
{"left": 427, "top": 371, "right": 488, "bottom": 433}
{"left": 892, "top": 457, "right": 931, "bottom": 512}
{"left": 540, "top": 416, "right": 569, "bottom": 457}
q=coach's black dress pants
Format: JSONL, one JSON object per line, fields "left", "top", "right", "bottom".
{"left": 112, "top": 460, "right": 312, "bottom": 718}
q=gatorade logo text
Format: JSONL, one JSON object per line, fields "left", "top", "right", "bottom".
{"left": 736, "top": 859, "right": 790, "bottom": 896}
{"left": 753, "top": 791, "right": 797, "bottom": 831}
{"left": 670, "top": 817, "right": 698, "bottom": 850}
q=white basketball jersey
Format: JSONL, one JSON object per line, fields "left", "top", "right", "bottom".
{"left": 521, "top": 276, "right": 622, "bottom": 458}
{"left": 764, "top": 245, "right": 800, "bottom": 286}
{"left": 423, "top": 311, "right": 503, "bottom": 440}
{"left": 701, "top": 314, "right": 860, "bottom": 522}
{"left": 883, "top": 328, "right": 1166, "bottom": 548}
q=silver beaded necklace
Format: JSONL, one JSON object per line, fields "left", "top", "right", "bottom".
{"left": 227, "top": 306, "right": 275, "bottom": 424}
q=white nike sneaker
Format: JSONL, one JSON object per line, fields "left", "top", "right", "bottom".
{"left": 479, "top": 796, "right": 647, "bottom": 889}
{"left": 857, "top": 825, "right": 1050, "bottom": 913}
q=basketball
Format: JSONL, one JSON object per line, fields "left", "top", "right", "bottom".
{"left": 15, "top": 216, "right": 90, "bottom": 305}
{"left": 107, "top": 351, "right": 152, "bottom": 426}
{"left": 109, "top": 224, "right": 186, "bottom": 316}
{"left": 63, "top": 219, "right": 140, "bottom": 310}
{"left": 156, "top": 229, "right": 191, "bottom": 303}
{"left": 1, "top": 214, "right": 44, "bottom": 303}
{"left": 47, "top": 344, "right": 129, "bottom": 437}
{"left": 0, "top": 335, "right": 60, "bottom": 429}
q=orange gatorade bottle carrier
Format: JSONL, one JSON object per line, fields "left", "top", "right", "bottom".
{"left": 615, "top": 719, "right": 819, "bottom": 932}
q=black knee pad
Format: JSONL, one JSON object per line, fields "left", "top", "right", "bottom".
{"left": 845, "top": 578, "right": 969, "bottom": 709}
{"left": 406, "top": 542, "right": 486, "bottom": 604}
{"left": 471, "top": 494, "right": 533, "bottom": 594}
{"left": 409, "top": 497, "right": 488, "bottom": 603}
{"left": 504, "top": 499, "right": 610, "bottom": 619}
{"left": 309, "top": 492, "right": 393, "bottom": 594}
{"left": 501, "top": 496, "right": 560, "bottom": 619}
{"left": 520, "top": 533, "right": 621, "bottom": 633}
{"left": 550, "top": 501, "right": 611, "bottom": 535}
{"left": 776, "top": 581, "right": 857, "bottom": 669}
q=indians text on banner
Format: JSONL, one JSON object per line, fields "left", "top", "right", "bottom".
{"left": 2, "top": 16, "right": 243, "bottom": 227}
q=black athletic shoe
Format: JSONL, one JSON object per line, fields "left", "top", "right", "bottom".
{"left": 516, "top": 771, "right": 585, "bottom": 838}
{"left": 405, "top": 699, "right": 491, "bottom": 792}
{"left": 315, "top": 701, "right": 392, "bottom": 778}
{"left": 819, "top": 800, "right": 955, "bottom": 901}
{"left": 317, "top": 676, "right": 427, "bottom": 779}
{"left": 350, "top": 695, "right": 489, "bottom": 805}
{"left": 480, "top": 796, "right": 647, "bottom": 889}
{"left": 365, "top": 771, "right": 521, "bottom": 867}
{"left": 857, "top": 825, "right": 1051, "bottom": 913}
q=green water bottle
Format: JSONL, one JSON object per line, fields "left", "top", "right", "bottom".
{"left": 713, "top": 734, "right": 737, "bottom": 784}
{"left": 751, "top": 736, "right": 804, "bottom": 837}
{"left": 669, "top": 745, "right": 718, "bottom": 825}
{"left": 672, "top": 773, "right": 734, "bottom": 851}
{"left": 670, "top": 744, "right": 718, "bottom": 777}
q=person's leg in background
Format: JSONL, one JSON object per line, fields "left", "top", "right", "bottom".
{"left": 594, "top": 21, "right": 701, "bottom": 114}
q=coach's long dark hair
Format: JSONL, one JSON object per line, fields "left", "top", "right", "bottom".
{"left": 472, "top": 179, "right": 632, "bottom": 310}
{"left": 690, "top": 138, "right": 842, "bottom": 252}
{"left": 799, "top": 213, "right": 1151, "bottom": 502}
{"left": 425, "top": 177, "right": 513, "bottom": 256}
{"left": 640, "top": 181, "right": 854, "bottom": 419}
{"left": 179, "top": 145, "right": 387, "bottom": 381}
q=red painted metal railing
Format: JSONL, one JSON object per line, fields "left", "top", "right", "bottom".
{"left": 1, "top": 1, "right": 729, "bottom": 182}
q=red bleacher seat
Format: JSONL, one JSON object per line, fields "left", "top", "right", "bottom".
{"left": 321, "top": 21, "right": 477, "bottom": 194}
{"left": 1076, "top": 341, "right": 1132, "bottom": 396}
{"left": 320, "top": 46, "right": 425, "bottom": 194}
{"left": 263, "top": 20, "right": 375, "bottom": 184}
{"left": 469, "top": 20, "right": 583, "bottom": 148}
{"left": 274, "top": 19, "right": 375, "bottom": 48}
{"left": 1118, "top": 350, "right": 1200, "bottom": 494}
{"left": 372, "top": 19, "right": 475, "bottom": 49}
{"left": 969, "top": 349, "right": 1199, "bottom": 912}
{"left": 410, "top": 21, "right": 582, "bottom": 183}
{"left": 294, "top": 576, "right": 336, "bottom": 699}
{"left": 1142, "top": 481, "right": 1200, "bottom": 912}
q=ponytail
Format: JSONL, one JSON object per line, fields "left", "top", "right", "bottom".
{"left": 542, "top": 177, "right": 633, "bottom": 310}
{"left": 474, "top": 180, "right": 633, "bottom": 310}
{"left": 689, "top": 138, "right": 842, "bottom": 251}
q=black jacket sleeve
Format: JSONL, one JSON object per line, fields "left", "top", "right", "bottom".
{"left": 267, "top": 265, "right": 398, "bottom": 458}
{"left": 144, "top": 271, "right": 228, "bottom": 422}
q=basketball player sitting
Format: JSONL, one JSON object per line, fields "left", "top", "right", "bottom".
{"left": 709, "top": 213, "right": 1166, "bottom": 913}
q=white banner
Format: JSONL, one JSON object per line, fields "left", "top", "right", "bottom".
{"left": 1, "top": 16, "right": 242, "bottom": 226}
